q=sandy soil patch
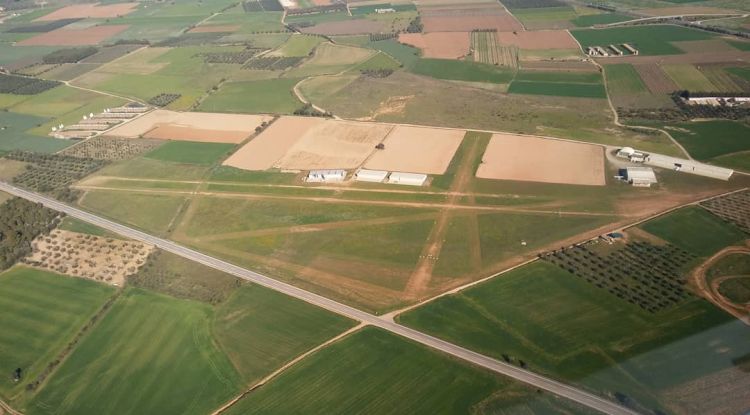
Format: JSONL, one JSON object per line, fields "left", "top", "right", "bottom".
{"left": 476, "top": 134, "right": 605, "bottom": 186}
{"left": 399, "top": 32, "right": 470, "bottom": 59}
{"left": 422, "top": 13, "right": 523, "bottom": 32}
{"left": 108, "top": 110, "right": 271, "bottom": 144}
{"left": 635, "top": 6, "right": 740, "bottom": 16}
{"left": 275, "top": 119, "right": 393, "bottom": 170}
{"left": 224, "top": 117, "right": 325, "bottom": 171}
{"left": 189, "top": 25, "right": 240, "bottom": 33}
{"left": 35, "top": 2, "right": 138, "bottom": 21}
{"left": 299, "top": 19, "right": 387, "bottom": 35}
{"left": 23, "top": 229, "right": 152, "bottom": 286}
{"left": 497, "top": 30, "right": 577, "bottom": 50}
{"left": 18, "top": 25, "right": 129, "bottom": 46}
{"left": 364, "top": 125, "right": 465, "bottom": 174}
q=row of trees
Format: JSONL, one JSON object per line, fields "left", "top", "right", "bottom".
{"left": 0, "top": 198, "right": 61, "bottom": 271}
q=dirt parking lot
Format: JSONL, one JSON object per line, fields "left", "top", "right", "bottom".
{"left": 364, "top": 125, "right": 465, "bottom": 174}
{"left": 398, "top": 32, "right": 470, "bottom": 59}
{"left": 108, "top": 110, "right": 271, "bottom": 143}
{"left": 476, "top": 134, "right": 605, "bottom": 186}
{"left": 35, "top": 2, "right": 138, "bottom": 21}
{"left": 497, "top": 30, "right": 578, "bottom": 50}
{"left": 224, "top": 116, "right": 325, "bottom": 171}
{"left": 18, "top": 25, "right": 130, "bottom": 46}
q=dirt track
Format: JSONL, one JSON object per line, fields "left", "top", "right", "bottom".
{"left": 690, "top": 243, "right": 750, "bottom": 325}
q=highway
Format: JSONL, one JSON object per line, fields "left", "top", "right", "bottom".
{"left": 0, "top": 182, "right": 640, "bottom": 415}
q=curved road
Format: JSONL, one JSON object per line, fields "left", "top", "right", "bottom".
{"left": 0, "top": 182, "right": 638, "bottom": 415}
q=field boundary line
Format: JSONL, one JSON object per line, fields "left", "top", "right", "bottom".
{"left": 210, "top": 324, "right": 365, "bottom": 415}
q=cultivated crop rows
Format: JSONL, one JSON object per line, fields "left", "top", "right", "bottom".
{"left": 0, "top": 73, "right": 60, "bottom": 95}
{"left": 701, "top": 190, "right": 750, "bottom": 233}
{"left": 43, "top": 47, "right": 98, "bottom": 64}
{"left": 471, "top": 31, "right": 517, "bottom": 68}
{"left": 243, "top": 56, "right": 303, "bottom": 70}
{"left": 542, "top": 241, "right": 696, "bottom": 313}
{"left": 501, "top": 0, "right": 565, "bottom": 9}
{"left": 0, "top": 197, "right": 61, "bottom": 270}
{"left": 196, "top": 49, "right": 261, "bottom": 64}
{"left": 5, "top": 18, "right": 81, "bottom": 33}
{"left": 4, "top": 152, "right": 106, "bottom": 201}
{"left": 243, "top": 0, "right": 283, "bottom": 12}
{"left": 61, "top": 136, "right": 164, "bottom": 161}
{"left": 148, "top": 93, "right": 182, "bottom": 107}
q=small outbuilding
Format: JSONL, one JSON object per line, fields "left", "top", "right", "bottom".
{"left": 354, "top": 169, "right": 388, "bottom": 183}
{"left": 625, "top": 167, "right": 657, "bottom": 187}
{"left": 306, "top": 169, "right": 346, "bottom": 183}
{"left": 388, "top": 172, "right": 427, "bottom": 186}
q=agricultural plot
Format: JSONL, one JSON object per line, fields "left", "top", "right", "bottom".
{"left": 497, "top": 30, "right": 578, "bottom": 50}
{"left": 604, "top": 63, "right": 672, "bottom": 108}
{"left": 198, "top": 78, "right": 302, "bottom": 114}
{"left": 398, "top": 260, "right": 750, "bottom": 414}
{"left": 269, "top": 35, "right": 325, "bottom": 57}
{"left": 364, "top": 125, "right": 465, "bottom": 174}
{"left": 0, "top": 73, "right": 60, "bottom": 95}
{"left": 412, "top": 59, "right": 515, "bottom": 83}
{"left": 224, "top": 327, "right": 592, "bottom": 415}
{"left": 640, "top": 206, "right": 746, "bottom": 257}
{"left": 0, "top": 267, "right": 114, "bottom": 404}
{"left": 698, "top": 64, "right": 749, "bottom": 92}
{"left": 0, "top": 198, "right": 61, "bottom": 271}
{"left": 508, "top": 70, "right": 606, "bottom": 98}
{"left": 471, "top": 31, "right": 517, "bottom": 67}
{"left": 285, "top": 43, "right": 376, "bottom": 77}
{"left": 398, "top": 32, "right": 471, "bottom": 60}
{"left": 0, "top": 111, "right": 73, "bottom": 153}
{"left": 633, "top": 63, "right": 679, "bottom": 93}
{"left": 34, "top": 3, "right": 138, "bottom": 21}
{"left": 476, "top": 134, "right": 605, "bottom": 185}
{"left": 18, "top": 25, "right": 130, "bottom": 46}
{"left": 299, "top": 19, "right": 388, "bottom": 36}
{"left": 509, "top": 7, "right": 577, "bottom": 30}
{"left": 23, "top": 229, "right": 152, "bottom": 286}
{"left": 701, "top": 189, "right": 750, "bottom": 233}
{"left": 144, "top": 141, "right": 235, "bottom": 166}
{"left": 665, "top": 120, "right": 750, "bottom": 161}
{"left": 421, "top": 12, "right": 524, "bottom": 33}
{"left": 571, "top": 12, "right": 632, "bottom": 27}
{"left": 661, "top": 64, "right": 717, "bottom": 91}
{"left": 4, "top": 151, "right": 105, "bottom": 201}
{"left": 29, "top": 289, "right": 242, "bottom": 415}
{"left": 78, "top": 190, "right": 187, "bottom": 236}
{"left": 571, "top": 25, "right": 715, "bottom": 56}
{"left": 60, "top": 136, "right": 163, "bottom": 160}
{"left": 243, "top": 56, "right": 303, "bottom": 70}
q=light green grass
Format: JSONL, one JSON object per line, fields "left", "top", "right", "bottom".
{"left": 273, "top": 34, "right": 325, "bottom": 57}
{"left": 508, "top": 81, "right": 607, "bottom": 98}
{"left": 412, "top": 59, "right": 515, "bottom": 84}
{"left": 369, "top": 39, "right": 420, "bottom": 69}
{"left": 0, "top": 267, "right": 114, "bottom": 404}
{"left": 29, "top": 288, "right": 241, "bottom": 415}
{"left": 604, "top": 63, "right": 647, "bottom": 93}
{"left": 285, "top": 43, "right": 376, "bottom": 77}
{"left": 640, "top": 206, "right": 746, "bottom": 256}
{"left": 665, "top": 120, "right": 750, "bottom": 161}
{"left": 79, "top": 190, "right": 186, "bottom": 236}
{"left": 58, "top": 217, "right": 122, "bottom": 239}
{"left": 0, "top": 111, "right": 72, "bottom": 153}
{"left": 144, "top": 141, "right": 235, "bottom": 165}
{"left": 199, "top": 78, "right": 302, "bottom": 114}
{"left": 94, "top": 157, "right": 210, "bottom": 180}
{"left": 571, "top": 12, "right": 633, "bottom": 27}
{"left": 662, "top": 64, "right": 717, "bottom": 91}
{"left": 571, "top": 25, "right": 714, "bottom": 55}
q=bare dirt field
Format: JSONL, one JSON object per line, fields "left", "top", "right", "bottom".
{"left": 300, "top": 19, "right": 387, "bottom": 35}
{"left": 275, "top": 120, "right": 393, "bottom": 170}
{"left": 633, "top": 63, "right": 679, "bottom": 93}
{"left": 224, "top": 117, "right": 325, "bottom": 171}
{"left": 189, "top": 25, "right": 240, "bottom": 33}
{"left": 364, "top": 125, "right": 465, "bottom": 174}
{"left": 613, "top": 51, "right": 750, "bottom": 65}
{"left": 635, "top": 6, "right": 740, "bottom": 16}
{"left": 18, "top": 25, "right": 130, "bottom": 46}
{"left": 476, "top": 134, "right": 605, "bottom": 186}
{"left": 108, "top": 110, "right": 271, "bottom": 143}
{"left": 672, "top": 39, "right": 738, "bottom": 54}
{"left": 398, "top": 32, "right": 470, "bottom": 59}
{"left": 422, "top": 14, "right": 523, "bottom": 32}
{"left": 497, "top": 30, "right": 578, "bottom": 50}
{"left": 35, "top": 2, "right": 138, "bottom": 21}
{"left": 23, "top": 229, "right": 153, "bottom": 286}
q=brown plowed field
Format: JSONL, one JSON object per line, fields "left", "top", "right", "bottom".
{"left": 633, "top": 63, "right": 679, "bottom": 93}
{"left": 35, "top": 2, "right": 138, "bottom": 21}
{"left": 18, "top": 25, "right": 129, "bottom": 46}
{"left": 224, "top": 116, "right": 325, "bottom": 171}
{"left": 476, "top": 134, "right": 605, "bottom": 186}
{"left": 398, "top": 32, "right": 470, "bottom": 59}
{"left": 497, "top": 30, "right": 578, "bottom": 50}
{"left": 300, "top": 19, "right": 387, "bottom": 35}
{"left": 422, "top": 13, "right": 523, "bottom": 32}
{"left": 189, "top": 25, "right": 240, "bottom": 33}
{"left": 672, "top": 40, "right": 738, "bottom": 54}
{"left": 364, "top": 125, "right": 465, "bottom": 174}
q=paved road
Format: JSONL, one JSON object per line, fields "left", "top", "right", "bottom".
{"left": 0, "top": 182, "right": 639, "bottom": 415}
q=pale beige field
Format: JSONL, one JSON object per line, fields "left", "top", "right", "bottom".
{"left": 108, "top": 110, "right": 271, "bottom": 143}
{"left": 275, "top": 120, "right": 393, "bottom": 170}
{"left": 497, "top": 30, "right": 578, "bottom": 50}
{"left": 398, "top": 32, "right": 471, "bottom": 59}
{"left": 35, "top": 2, "right": 138, "bottom": 21}
{"left": 189, "top": 25, "right": 240, "bottom": 33}
{"left": 223, "top": 116, "right": 325, "bottom": 171}
{"left": 364, "top": 125, "right": 465, "bottom": 174}
{"left": 24, "top": 229, "right": 152, "bottom": 286}
{"left": 476, "top": 134, "right": 605, "bottom": 186}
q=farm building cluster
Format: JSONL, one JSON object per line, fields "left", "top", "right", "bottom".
{"left": 50, "top": 103, "right": 149, "bottom": 139}
{"left": 586, "top": 43, "right": 638, "bottom": 57}
{"left": 683, "top": 96, "right": 750, "bottom": 107}
{"left": 306, "top": 169, "right": 428, "bottom": 186}
{"left": 617, "top": 147, "right": 733, "bottom": 181}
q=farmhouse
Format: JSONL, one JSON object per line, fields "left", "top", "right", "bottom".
{"left": 624, "top": 167, "right": 658, "bottom": 187}
{"left": 388, "top": 172, "right": 427, "bottom": 186}
{"left": 306, "top": 169, "right": 346, "bottom": 183}
{"left": 355, "top": 169, "right": 389, "bottom": 183}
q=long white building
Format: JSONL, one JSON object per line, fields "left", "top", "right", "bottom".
{"left": 617, "top": 147, "right": 733, "bottom": 181}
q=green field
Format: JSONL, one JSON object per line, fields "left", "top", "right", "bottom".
{"left": 514, "top": 70, "right": 602, "bottom": 84}
{"left": 0, "top": 267, "right": 114, "bottom": 403}
{"left": 726, "top": 66, "right": 750, "bottom": 82}
{"left": 213, "top": 284, "right": 355, "bottom": 382}
{"left": 571, "top": 12, "right": 633, "bottom": 27}
{"left": 571, "top": 25, "right": 714, "bottom": 55}
{"left": 662, "top": 64, "right": 717, "bottom": 91}
{"left": 412, "top": 59, "right": 515, "bottom": 84}
{"left": 604, "top": 63, "right": 647, "bottom": 93}
{"left": 665, "top": 120, "right": 750, "bottom": 161}
{"left": 273, "top": 34, "right": 325, "bottom": 57}
{"left": 508, "top": 81, "right": 607, "bottom": 98}
{"left": 57, "top": 217, "right": 122, "bottom": 239}
{"left": 224, "top": 327, "right": 593, "bottom": 415}
{"left": 29, "top": 289, "right": 242, "bottom": 415}
{"left": 718, "top": 277, "right": 750, "bottom": 303}
{"left": 0, "top": 111, "right": 72, "bottom": 153}
{"left": 144, "top": 141, "right": 236, "bottom": 165}
{"left": 286, "top": 43, "right": 375, "bottom": 77}
{"left": 399, "top": 260, "right": 750, "bottom": 412}
{"left": 199, "top": 78, "right": 302, "bottom": 114}
{"left": 79, "top": 190, "right": 186, "bottom": 236}
{"left": 640, "top": 206, "right": 746, "bottom": 256}
{"left": 369, "top": 39, "right": 420, "bottom": 69}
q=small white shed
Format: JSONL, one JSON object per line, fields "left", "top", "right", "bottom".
{"left": 307, "top": 170, "right": 346, "bottom": 183}
{"left": 625, "top": 167, "right": 657, "bottom": 187}
{"left": 388, "top": 172, "right": 427, "bottom": 186}
{"left": 355, "top": 169, "right": 388, "bottom": 183}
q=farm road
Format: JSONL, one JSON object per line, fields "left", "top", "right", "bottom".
{"left": 690, "top": 244, "right": 750, "bottom": 325}
{"left": 0, "top": 182, "right": 639, "bottom": 415}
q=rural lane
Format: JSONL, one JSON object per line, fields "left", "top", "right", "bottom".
{"left": 0, "top": 182, "right": 639, "bottom": 415}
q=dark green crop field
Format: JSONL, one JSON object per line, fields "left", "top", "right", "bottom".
{"left": 665, "top": 121, "right": 750, "bottom": 161}
{"left": 508, "top": 81, "right": 607, "bottom": 98}
{"left": 144, "top": 141, "right": 236, "bottom": 165}
{"left": 412, "top": 59, "right": 515, "bottom": 84}
{"left": 571, "top": 25, "right": 714, "bottom": 55}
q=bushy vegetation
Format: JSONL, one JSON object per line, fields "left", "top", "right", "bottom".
{"left": 369, "top": 33, "right": 397, "bottom": 42}
{"left": 541, "top": 241, "right": 696, "bottom": 313}
{"left": 5, "top": 18, "right": 80, "bottom": 33}
{"left": 195, "top": 49, "right": 260, "bottom": 64}
{"left": 361, "top": 68, "right": 393, "bottom": 78}
{"left": 701, "top": 190, "right": 750, "bottom": 233}
{"left": 242, "top": 56, "right": 303, "bottom": 70}
{"left": 147, "top": 92, "right": 182, "bottom": 107}
{"left": 619, "top": 91, "right": 750, "bottom": 121}
{"left": 406, "top": 16, "right": 423, "bottom": 33}
{"left": 4, "top": 151, "right": 106, "bottom": 202}
{"left": 60, "top": 136, "right": 163, "bottom": 161}
{"left": 42, "top": 47, "right": 98, "bottom": 64}
{"left": 0, "top": 73, "right": 60, "bottom": 95}
{"left": 0, "top": 198, "right": 61, "bottom": 270}
{"left": 293, "top": 102, "right": 331, "bottom": 117}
